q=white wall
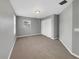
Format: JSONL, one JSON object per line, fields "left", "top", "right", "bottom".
{"left": 41, "top": 16, "right": 54, "bottom": 39}
{"left": 59, "top": 1, "right": 79, "bottom": 58}
{"left": 16, "top": 16, "right": 41, "bottom": 37}
{"left": 0, "top": 0, "right": 15, "bottom": 59}
{"left": 59, "top": 4, "right": 73, "bottom": 51}
{"left": 72, "top": 0, "right": 79, "bottom": 56}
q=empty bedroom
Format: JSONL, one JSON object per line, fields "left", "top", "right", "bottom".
{"left": 0, "top": 0, "right": 79, "bottom": 59}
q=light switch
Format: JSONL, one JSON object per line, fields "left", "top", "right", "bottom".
{"left": 74, "top": 28, "right": 79, "bottom": 32}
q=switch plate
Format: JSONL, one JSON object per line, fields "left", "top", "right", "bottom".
{"left": 74, "top": 28, "right": 79, "bottom": 32}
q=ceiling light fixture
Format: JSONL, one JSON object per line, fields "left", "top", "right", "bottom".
{"left": 34, "top": 10, "right": 40, "bottom": 14}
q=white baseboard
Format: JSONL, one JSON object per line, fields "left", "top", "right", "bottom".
{"left": 71, "top": 52, "right": 79, "bottom": 58}
{"left": 41, "top": 34, "right": 58, "bottom": 40}
{"left": 16, "top": 33, "right": 41, "bottom": 38}
{"left": 60, "top": 39, "right": 79, "bottom": 58}
{"left": 53, "top": 37, "right": 58, "bottom": 40}
{"left": 8, "top": 37, "right": 16, "bottom": 59}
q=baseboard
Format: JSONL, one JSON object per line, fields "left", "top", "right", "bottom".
{"left": 16, "top": 33, "right": 41, "bottom": 38}
{"left": 59, "top": 39, "right": 79, "bottom": 58}
{"left": 41, "top": 34, "right": 58, "bottom": 40}
{"left": 71, "top": 52, "right": 79, "bottom": 58}
{"left": 8, "top": 37, "right": 16, "bottom": 59}
{"left": 53, "top": 37, "right": 58, "bottom": 40}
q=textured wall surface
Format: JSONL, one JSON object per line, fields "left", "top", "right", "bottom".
{"left": 72, "top": 0, "right": 79, "bottom": 56}
{"left": 59, "top": 4, "right": 73, "bottom": 51}
{"left": 16, "top": 16, "right": 41, "bottom": 36}
{"left": 0, "top": 0, "right": 15, "bottom": 59}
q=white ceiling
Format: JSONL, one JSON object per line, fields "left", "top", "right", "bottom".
{"left": 10, "top": 0, "right": 73, "bottom": 18}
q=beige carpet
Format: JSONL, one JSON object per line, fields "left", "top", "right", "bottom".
{"left": 10, "top": 35, "right": 79, "bottom": 59}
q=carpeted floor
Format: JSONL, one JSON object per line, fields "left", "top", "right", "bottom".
{"left": 10, "top": 35, "right": 79, "bottom": 59}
